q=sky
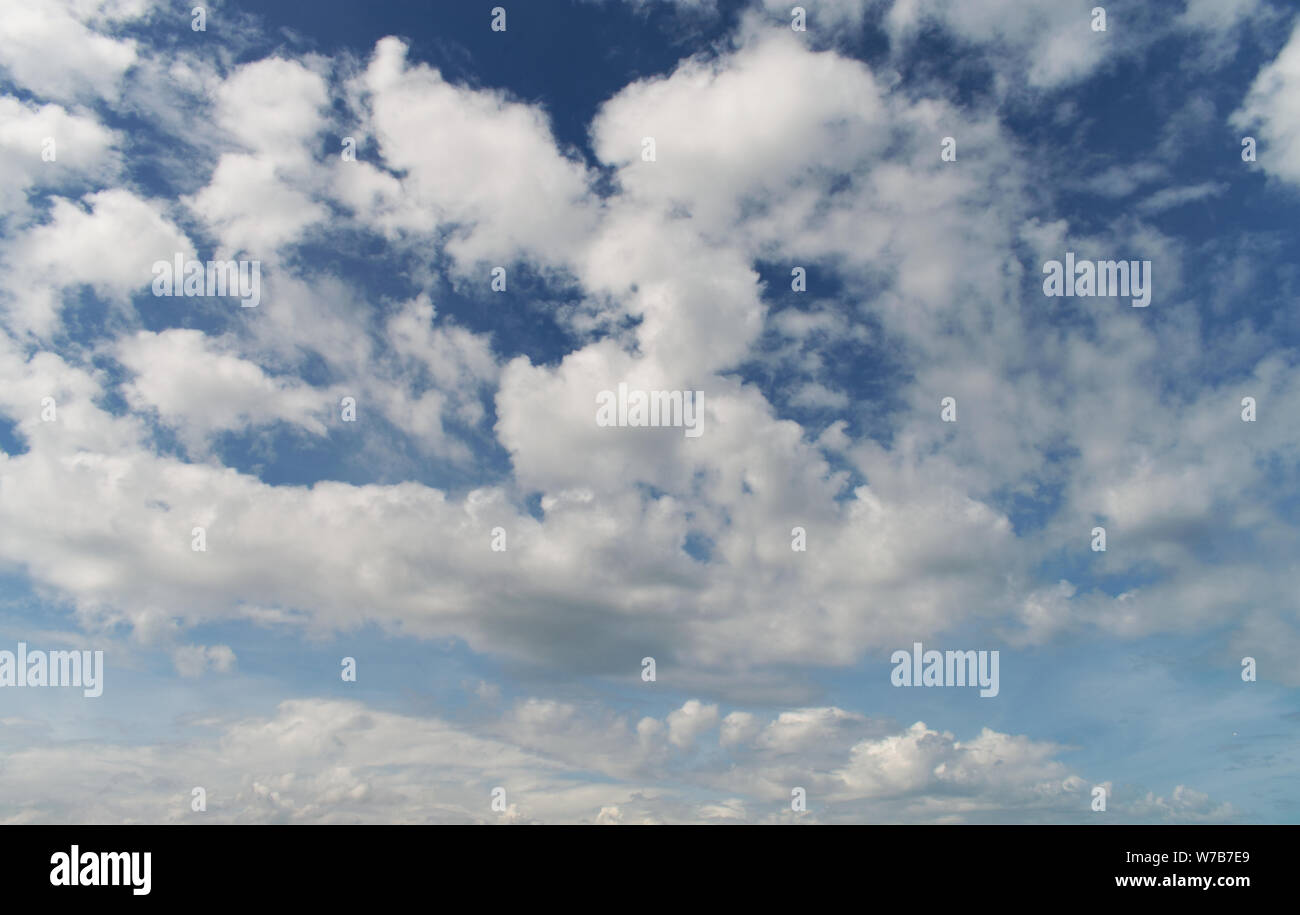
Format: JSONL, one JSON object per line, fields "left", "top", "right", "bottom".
{"left": 0, "top": 0, "right": 1297, "bottom": 824}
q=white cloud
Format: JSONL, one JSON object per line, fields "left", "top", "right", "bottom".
{"left": 0, "top": 0, "right": 149, "bottom": 102}
{"left": 185, "top": 154, "right": 328, "bottom": 255}
{"left": 1, "top": 26, "right": 1286, "bottom": 680}
{"left": 666, "top": 699, "right": 719, "bottom": 748}
{"left": 1232, "top": 17, "right": 1300, "bottom": 186}
{"left": 1135, "top": 182, "right": 1228, "bottom": 214}
{"left": 0, "top": 189, "right": 191, "bottom": 337}
{"left": 0, "top": 97, "right": 121, "bottom": 217}
{"left": 884, "top": 0, "right": 1111, "bottom": 90}
{"left": 215, "top": 57, "right": 331, "bottom": 164}
{"left": 0, "top": 696, "right": 1231, "bottom": 823}
{"left": 117, "top": 329, "right": 332, "bottom": 450}
{"left": 348, "top": 37, "right": 598, "bottom": 269}
{"left": 172, "top": 643, "right": 237, "bottom": 677}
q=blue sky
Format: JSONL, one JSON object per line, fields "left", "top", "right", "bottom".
{"left": 0, "top": 0, "right": 1297, "bottom": 823}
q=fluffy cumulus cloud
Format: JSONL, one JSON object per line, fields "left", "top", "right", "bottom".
{"left": 0, "top": 97, "right": 121, "bottom": 217}
{"left": 0, "top": 697, "right": 1230, "bottom": 824}
{"left": 0, "top": 0, "right": 151, "bottom": 103}
{"left": 1232, "top": 16, "right": 1300, "bottom": 186}
{"left": 347, "top": 36, "right": 599, "bottom": 268}
{"left": 0, "top": 0, "right": 1295, "bottom": 823}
